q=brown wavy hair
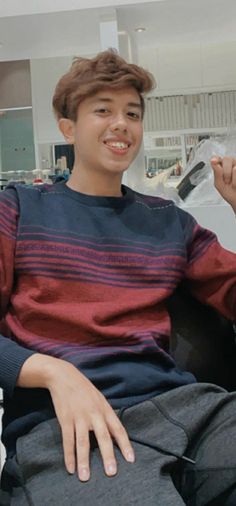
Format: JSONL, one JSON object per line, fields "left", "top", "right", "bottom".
{"left": 52, "top": 49, "right": 155, "bottom": 121}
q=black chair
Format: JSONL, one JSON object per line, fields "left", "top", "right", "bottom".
{"left": 168, "top": 287, "right": 236, "bottom": 391}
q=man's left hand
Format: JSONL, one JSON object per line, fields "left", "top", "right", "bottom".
{"left": 211, "top": 156, "right": 236, "bottom": 213}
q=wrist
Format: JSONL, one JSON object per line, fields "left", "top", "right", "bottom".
{"left": 17, "top": 353, "right": 62, "bottom": 389}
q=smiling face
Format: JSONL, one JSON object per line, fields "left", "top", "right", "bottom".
{"left": 59, "top": 86, "right": 143, "bottom": 193}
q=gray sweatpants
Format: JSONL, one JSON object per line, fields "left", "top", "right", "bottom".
{"left": 1, "top": 383, "right": 236, "bottom": 506}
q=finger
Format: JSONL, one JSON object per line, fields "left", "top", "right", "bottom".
{"left": 210, "top": 156, "right": 222, "bottom": 169}
{"left": 221, "top": 156, "right": 234, "bottom": 184}
{"left": 93, "top": 419, "right": 117, "bottom": 477}
{"left": 61, "top": 422, "right": 76, "bottom": 475}
{"left": 210, "top": 156, "right": 223, "bottom": 177}
{"left": 211, "top": 158, "right": 223, "bottom": 189}
{"left": 75, "top": 422, "right": 90, "bottom": 481}
{"left": 232, "top": 165, "right": 236, "bottom": 189}
{"left": 106, "top": 413, "right": 135, "bottom": 463}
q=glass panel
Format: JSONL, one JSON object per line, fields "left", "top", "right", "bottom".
{"left": 0, "top": 108, "right": 36, "bottom": 186}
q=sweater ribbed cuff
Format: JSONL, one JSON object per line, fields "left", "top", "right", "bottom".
{"left": 0, "top": 336, "right": 36, "bottom": 397}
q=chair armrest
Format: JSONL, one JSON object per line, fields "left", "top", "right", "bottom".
{"left": 167, "top": 287, "right": 236, "bottom": 391}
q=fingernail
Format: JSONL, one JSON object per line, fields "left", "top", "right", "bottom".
{"left": 126, "top": 450, "right": 135, "bottom": 463}
{"left": 67, "top": 464, "right": 75, "bottom": 475}
{"left": 79, "top": 467, "right": 90, "bottom": 481}
{"left": 106, "top": 462, "right": 117, "bottom": 475}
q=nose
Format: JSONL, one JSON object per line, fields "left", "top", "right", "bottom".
{"left": 110, "top": 113, "right": 128, "bottom": 132}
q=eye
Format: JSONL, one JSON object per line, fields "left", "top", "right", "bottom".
{"left": 95, "top": 108, "right": 110, "bottom": 114}
{"left": 127, "top": 111, "right": 141, "bottom": 120}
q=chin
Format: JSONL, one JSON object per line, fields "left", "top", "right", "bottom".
{"left": 109, "top": 167, "right": 129, "bottom": 176}
{"left": 108, "top": 161, "right": 131, "bottom": 172}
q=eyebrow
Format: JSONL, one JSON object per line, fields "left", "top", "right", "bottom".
{"left": 91, "top": 97, "right": 142, "bottom": 110}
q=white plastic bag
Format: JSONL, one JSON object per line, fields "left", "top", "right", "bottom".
{"left": 180, "top": 134, "right": 236, "bottom": 207}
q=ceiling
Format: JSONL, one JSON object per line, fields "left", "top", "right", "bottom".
{"left": 0, "top": 0, "right": 236, "bottom": 61}
{"left": 0, "top": 0, "right": 163, "bottom": 17}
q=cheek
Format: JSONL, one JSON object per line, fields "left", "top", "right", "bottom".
{"left": 74, "top": 125, "right": 92, "bottom": 148}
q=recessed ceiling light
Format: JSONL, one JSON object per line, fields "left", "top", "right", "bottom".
{"left": 135, "top": 27, "right": 146, "bottom": 33}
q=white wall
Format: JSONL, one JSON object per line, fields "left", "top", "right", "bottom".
{"left": 186, "top": 204, "right": 236, "bottom": 253}
{"left": 139, "top": 41, "right": 236, "bottom": 96}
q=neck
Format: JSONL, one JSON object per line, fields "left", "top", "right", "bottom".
{"left": 67, "top": 166, "right": 124, "bottom": 197}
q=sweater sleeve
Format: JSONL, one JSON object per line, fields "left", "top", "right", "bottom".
{"left": 0, "top": 187, "right": 35, "bottom": 397}
{"left": 178, "top": 207, "right": 236, "bottom": 321}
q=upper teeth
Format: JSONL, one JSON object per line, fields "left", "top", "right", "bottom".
{"left": 106, "top": 141, "right": 129, "bottom": 149}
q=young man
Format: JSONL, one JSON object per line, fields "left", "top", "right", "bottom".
{"left": 0, "top": 50, "right": 236, "bottom": 506}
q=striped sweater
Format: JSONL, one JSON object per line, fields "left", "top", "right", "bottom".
{"left": 0, "top": 181, "right": 236, "bottom": 455}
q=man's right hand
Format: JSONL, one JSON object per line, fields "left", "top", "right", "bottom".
{"left": 17, "top": 354, "right": 135, "bottom": 481}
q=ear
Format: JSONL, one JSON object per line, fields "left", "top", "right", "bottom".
{"left": 58, "top": 118, "right": 75, "bottom": 144}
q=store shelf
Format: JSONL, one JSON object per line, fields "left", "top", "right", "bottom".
{"left": 145, "top": 146, "right": 181, "bottom": 151}
{"left": 144, "top": 127, "right": 228, "bottom": 174}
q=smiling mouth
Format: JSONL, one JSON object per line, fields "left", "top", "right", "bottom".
{"left": 104, "top": 141, "right": 131, "bottom": 149}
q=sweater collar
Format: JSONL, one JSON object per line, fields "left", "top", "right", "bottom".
{"left": 56, "top": 182, "right": 135, "bottom": 208}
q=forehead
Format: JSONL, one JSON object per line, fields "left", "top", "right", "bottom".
{"left": 86, "top": 87, "right": 141, "bottom": 106}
